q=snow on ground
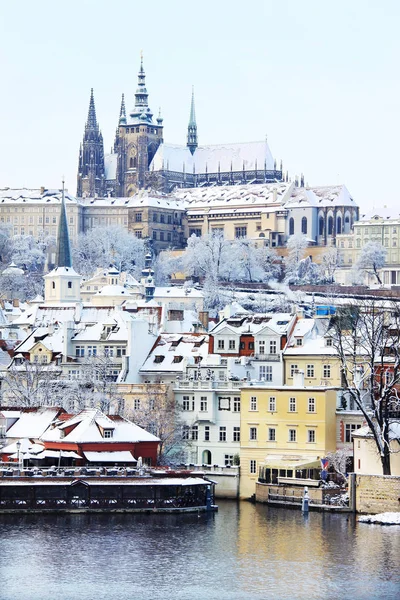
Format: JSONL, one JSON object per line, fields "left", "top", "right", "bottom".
{"left": 358, "top": 512, "right": 400, "bottom": 525}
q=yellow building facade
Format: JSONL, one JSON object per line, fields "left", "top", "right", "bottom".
{"left": 239, "top": 384, "right": 338, "bottom": 499}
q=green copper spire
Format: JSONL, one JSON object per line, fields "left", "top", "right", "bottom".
{"left": 187, "top": 87, "right": 198, "bottom": 155}
{"left": 56, "top": 181, "right": 72, "bottom": 268}
{"left": 119, "top": 93, "right": 127, "bottom": 125}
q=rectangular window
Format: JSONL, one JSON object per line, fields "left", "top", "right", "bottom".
{"left": 87, "top": 345, "right": 97, "bottom": 357}
{"left": 200, "top": 397, "right": 208, "bottom": 412}
{"left": 75, "top": 346, "right": 85, "bottom": 357}
{"left": 225, "top": 455, "right": 234, "bottom": 466}
{"left": 134, "top": 399, "right": 140, "bottom": 410}
{"left": 296, "top": 338, "right": 303, "bottom": 346}
{"left": 268, "top": 397, "right": 276, "bottom": 412}
{"left": 229, "top": 339, "right": 236, "bottom": 350}
{"left": 323, "top": 364, "right": 331, "bottom": 379}
{"left": 308, "top": 429, "right": 316, "bottom": 443}
{"left": 306, "top": 364, "right": 314, "bottom": 378}
{"left": 135, "top": 230, "right": 143, "bottom": 238}
{"left": 116, "top": 347, "right": 126, "bottom": 357}
{"left": 160, "top": 214, "right": 165, "bottom": 223}
{"left": 191, "top": 425, "right": 198, "bottom": 441}
{"left": 289, "top": 397, "right": 296, "bottom": 412}
{"left": 103, "top": 430, "right": 113, "bottom": 439}
{"left": 233, "top": 426, "right": 240, "bottom": 442}
{"left": 268, "top": 428, "right": 276, "bottom": 442}
{"left": 290, "top": 364, "right": 298, "bottom": 377}
{"left": 233, "top": 397, "right": 240, "bottom": 412}
{"left": 250, "top": 396, "right": 257, "bottom": 411}
{"left": 204, "top": 426, "right": 210, "bottom": 441}
{"left": 235, "top": 226, "right": 247, "bottom": 239}
{"left": 308, "top": 398, "right": 316, "bottom": 413}
{"left": 326, "top": 338, "right": 333, "bottom": 347}
{"left": 153, "top": 213, "right": 158, "bottom": 222}
{"left": 345, "top": 423, "right": 360, "bottom": 443}
{"left": 217, "top": 339, "right": 225, "bottom": 350}
{"left": 182, "top": 396, "right": 190, "bottom": 411}
{"left": 219, "top": 426, "right": 226, "bottom": 442}
{"left": 250, "top": 459, "right": 257, "bottom": 474}
{"left": 182, "top": 426, "right": 189, "bottom": 440}
{"left": 135, "top": 213, "right": 142, "bottom": 222}
{"left": 269, "top": 340, "right": 277, "bottom": 354}
{"left": 249, "top": 427, "right": 257, "bottom": 441}
{"left": 288, "top": 429, "right": 297, "bottom": 442}
{"left": 259, "top": 365, "right": 272, "bottom": 381}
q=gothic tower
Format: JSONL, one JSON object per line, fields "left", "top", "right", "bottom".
{"left": 115, "top": 55, "right": 163, "bottom": 196}
{"left": 77, "top": 89, "right": 105, "bottom": 197}
{"left": 44, "top": 183, "right": 81, "bottom": 304}
{"left": 187, "top": 88, "right": 198, "bottom": 155}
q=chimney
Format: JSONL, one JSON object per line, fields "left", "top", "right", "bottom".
{"left": 40, "top": 186, "right": 45, "bottom": 194}
{"left": 12, "top": 299, "right": 19, "bottom": 308}
{"left": 198, "top": 311, "right": 209, "bottom": 331}
{"left": 293, "top": 369, "right": 304, "bottom": 388}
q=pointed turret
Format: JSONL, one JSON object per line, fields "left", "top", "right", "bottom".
{"left": 187, "top": 87, "right": 198, "bottom": 155}
{"left": 119, "top": 93, "right": 127, "bottom": 125}
{"left": 86, "top": 88, "right": 98, "bottom": 130}
{"left": 130, "top": 53, "right": 153, "bottom": 123}
{"left": 56, "top": 181, "right": 72, "bottom": 268}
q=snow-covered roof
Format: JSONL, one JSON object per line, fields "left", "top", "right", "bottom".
{"left": 150, "top": 141, "right": 275, "bottom": 174}
{"left": 352, "top": 423, "right": 400, "bottom": 441}
{"left": 358, "top": 208, "right": 400, "bottom": 222}
{"left": 94, "top": 285, "right": 137, "bottom": 298}
{"left": 284, "top": 318, "right": 335, "bottom": 356}
{"left": 79, "top": 192, "right": 184, "bottom": 211}
{"left": 285, "top": 185, "right": 357, "bottom": 210}
{"left": 140, "top": 333, "right": 209, "bottom": 373}
{"left": 174, "top": 181, "right": 293, "bottom": 209}
{"left": 83, "top": 450, "right": 136, "bottom": 463}
{"left": 5, "top": 407, "right": 63, "bottom": 439}
{"left": 71, "top": 314, "right": 130, "bottom": 342}
{"left": 154, "top": 287, "right": 204, "bottom": 300}
{"left": 14, "top": 326, "right": 64, "bottom": 354}
{"left": 41, "top": 409, "right": 159, "bottom": 443}
{"left": 104, "top": 153, "right": 117, "bottom": 180}
{"left": 211, "top": 313, "right": 294, "bottom": 337}
{"left": 0, "top": 188, "right": 78, "bottom": 204}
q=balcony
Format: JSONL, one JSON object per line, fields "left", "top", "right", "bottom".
{"left": 176, "top": 380, "right": 243, "bottom": 390}
{"left": 251, "top": 353, "right": 281, "bottom": 362}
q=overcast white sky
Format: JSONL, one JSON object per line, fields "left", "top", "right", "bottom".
{"left": 0, "top": 0, "right": 399, "bottom": 213}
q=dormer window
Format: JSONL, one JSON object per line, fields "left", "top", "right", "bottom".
{"left": 103, "top": 429, "right": 113, "bottom": 439}
{"left": 154, "top": 355, "right": 165, "bottom": 363}
{"left": 296, "top": 338, "right": 303, "bottom": 346}
{"left": 326, "top": 338, "right": 333, "bottom": 347}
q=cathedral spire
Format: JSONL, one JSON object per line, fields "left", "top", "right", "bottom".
{"left": 187, "top": 87, "right": 198, "bottom": 155}
{"left": 86, "top": 88, "right": 98, "bottom": 130}
{"left": 119, "top": 93, "right": 127, "bottom": 125}
{"left": 130, "top": 52, "right": 153, "bottom": 122}
{"left": 56, "top": 181, "right": 72, "bottom": 268}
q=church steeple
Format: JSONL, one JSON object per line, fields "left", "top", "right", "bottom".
{"left": 187, "top": 87, "right": 198, "bottom": 155}
{"left": 119, "top": 93, "right": 127, "bottom": 125}
{"left": 56, "top": 181, "right": 72, "bottom": 268}
{"left": 130, "top": 53, "right": 153, "bottom": 123}
{"left": 77, "top": 88, "right": 105, "bottom": 198}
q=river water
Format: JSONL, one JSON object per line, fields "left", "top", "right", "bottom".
{"left": 0, "top": 501, "right": 399, "bottom": 600}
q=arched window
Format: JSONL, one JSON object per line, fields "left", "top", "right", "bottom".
{"left": 301, "top": 216, "right": 307, "bottom": 235}
{"left": 319, "top": 216, "right": 324, "bottom": 236}
{"left": 289, "top": 217, "right": 294, "bottom": 235}
{"left": 344, "top": 214, "right": 350, "bottom": 233}
{"left": 68, "top": 281, "right": 72, "bottom": 289}
{"left": 337, "top": 216, "right": 342, "bottom": 235}
{"left": 328, "top": 216, "right": 334, "bottom": 235}
{"left": 129, "top": 156, "right": 137, "bottom": 169}
{"left": 52, "top": 281, "right": 55, "bottom": 289}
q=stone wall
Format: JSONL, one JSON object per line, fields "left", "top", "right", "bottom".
{"left": 354, "top": 474, "right": 400, "bottom": 514}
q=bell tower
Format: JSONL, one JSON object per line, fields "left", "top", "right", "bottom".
{"left": 115, "top": 54, "right": 163, "bottom": 196}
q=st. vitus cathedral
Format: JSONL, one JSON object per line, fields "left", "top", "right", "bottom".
{"left": 76, "top": 56, "right": 284, "bottom": 198}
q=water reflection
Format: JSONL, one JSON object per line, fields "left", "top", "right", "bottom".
{"left": 0, "top": 503, "right": 399, "bottom": 600}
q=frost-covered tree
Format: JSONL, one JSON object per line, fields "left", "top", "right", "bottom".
{"left": 332, "top": 300, "right": 400, "bottom": 475}
{"left": 354, "top": 241, "right": 386, "bottom": 285}
{"left": 284, "top": 234, "right": 308, "bottom": 283}
{"left": 3, "top": 359, "right": 64, "bottom": 406}
{"left": 326, "top": 448, "right": 352, "bottom": 483}
{"left": 321, "top": 247, "right": 340, "bottom": 283}
{"left": 154, "top": 250, "right": 184, "bottom": 285}
{"left": 125, "top": 387, "right": 190, "bottom": 465}
{"left": 73, "top": 225, "right": 145, "bottom": 278}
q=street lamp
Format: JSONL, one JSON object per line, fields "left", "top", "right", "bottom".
{"left": 16, "top": 440, "right": 21, "bottom": 477}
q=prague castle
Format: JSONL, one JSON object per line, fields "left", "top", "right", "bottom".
{"left": 76, "top": 56, "right": 284, "bottom": 198}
